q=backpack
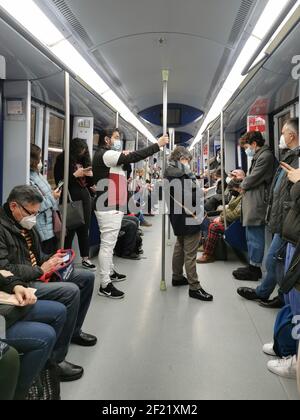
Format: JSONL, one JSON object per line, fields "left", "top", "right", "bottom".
{"left": 273, "top": 304, "right": 298, "bottom": 358}
{"left": 214, "top": 234, "right": 228, "bottom": 261}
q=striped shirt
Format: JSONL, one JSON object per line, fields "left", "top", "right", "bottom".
{"left": 21, "top": 230, "right": 37, "bottom": 267}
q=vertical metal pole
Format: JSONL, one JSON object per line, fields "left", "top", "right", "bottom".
{"left": 60, "top": 72, "right": 70, "bottom": 248}
{"left": 135, "top": 131, "right": 139, "bottom": 171}
{"left": 161, "top": 70, "right": 169, "bottom": 291}
{"left": 220, "top": 110, "right": 227, "bottom": 230}
{"left": 115, "top": 112, "right": 119, "bottom": 129}
{"left": 167, "top": 128, "right": 175, "bottom": 244}
{"left": 207, "top": 129, "right": 211, "bottom": 187}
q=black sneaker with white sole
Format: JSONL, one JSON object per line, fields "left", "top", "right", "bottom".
{"left": 82, "top": 260, "right": 97, "bottom": 272}
{"left": 110, "top": 270, "right": 127, "bottom": 282}
{"left": 98, "top": 283, "right": 125, "bottom": 299}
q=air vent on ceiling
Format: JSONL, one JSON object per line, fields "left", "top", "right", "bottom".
{"left": 51, "top": 0, "right": 94, "bottom": 48}
{"left": 228, "top": 0, "right": 256, "bottom": 46}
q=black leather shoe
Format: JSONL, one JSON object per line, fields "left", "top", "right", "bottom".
{"left": 233, "top": 265, "right": 262, "bottom": 281}
{"left": 58, "top": 361, "right": 84, "bottom": 382}
{"left": 259, "top": 297, "right": 285, "bottom": 309}
{"left": 120, "top": 253, "right": 141, "bottom": 260}
{"left": 237, "top": 287, "right": 268, "bottom": 302}
{"left": 71, "top": 332, "right": 98, "bottom": 347}
{"left": 189, "top": 288, "right": 213, "bottom": 302}
{"left": 172, "top": 276, "right": 189, "bottom": 287}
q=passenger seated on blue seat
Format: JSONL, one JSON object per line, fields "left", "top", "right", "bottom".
{"left": 0, "top": 186, "right": 97, "bottom": 383}
{"left": 197, "top": 179, "right": 243, "bottom": 264}
{"left": 238, "top": 119, "right": 300, "bottom": 306}
{"left": 233, "top": 131, "right": 277, "bottom": 281}
{"left": 263, "top": 164, "right": 300, "bottom": 380}
{"left": 165, "top": 147, "right": 213, "bottom": 302}
{"left": 0, "top": 270, "right": 66, "bottom": 399}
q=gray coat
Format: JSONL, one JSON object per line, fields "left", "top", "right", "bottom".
{"left": 266, "top": 148, "right": 300, "bottom": 235}
{"left": 241, "top": 146, "right": 276, "bottom": 227}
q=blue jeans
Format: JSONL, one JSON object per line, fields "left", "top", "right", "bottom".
{"left": 5, "top": 300, "right": 66, "bottom": 400}
{"left": 256, "top": 234, "right": 285, "bottom": 299}
{"left": 246, "top": 226, "right": 265, "bottom": 267}
{"left": 284, "top": 244, "right": 300, "bottom": 317}
{"left": 32, "top": 269, "right": 95, "bottom": 362}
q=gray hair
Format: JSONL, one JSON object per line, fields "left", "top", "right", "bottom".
{"left": 170, "top": 146, "right": 192, "bottom": 162}
{"left": 8, "top": 185, "right": 43, "bottom": 205}
{"left": 285, "top": 118, "right": 299, "bottom": 136}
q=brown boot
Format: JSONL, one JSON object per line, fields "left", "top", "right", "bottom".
{"left": 140, "top": 221, "right": 152, "bottom": 227}
{"left": 197, "top": 254, "right": 215, "bottom": 264}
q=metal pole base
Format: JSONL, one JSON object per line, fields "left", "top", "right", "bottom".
{"left": 160, "top": 280, "right": 167, "bottom": 291}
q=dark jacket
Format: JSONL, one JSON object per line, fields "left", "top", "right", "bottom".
{"left": 241, "top": 146, "right": 276, "bottom": 226}
{"left": 282, "top": 181, "right": 300, "bottom": 245}
{"left": 266, "top": 148, "right": 300, "bottom": 234}
{"left": 93, "top": 143, "right": 160, "bottom": 210}
{"left": 0, "top": 273, "right": 31, "bottom": 328}
{"left": 164, "top": 161, "right": 204, "bottom": 236}
{"left": 0, "top": 205, "right": 46, "bottom": 282}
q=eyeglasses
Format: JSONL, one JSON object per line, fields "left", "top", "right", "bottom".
{"left": 17, "top": 203, "right": 39, "bottom": 217}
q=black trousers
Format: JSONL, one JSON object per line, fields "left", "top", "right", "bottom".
{"left": 116, "top": 216, "right": 139, "bottom": 256}
{"left": 65, "top": 188, "right": 92, "bottom": 257}
{"left": 0, "top": 346, "right": 19, "bottom": 400}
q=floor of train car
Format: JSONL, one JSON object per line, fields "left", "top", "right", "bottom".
{"left": 62, "top": 216, "right": 300, "bottom": 401}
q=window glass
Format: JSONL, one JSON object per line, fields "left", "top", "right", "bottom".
{"left": 31, "top": 107, "right": 37, "bottom": 144}
{"left": 49, "top": 114, "right": 64, "bottom": 149}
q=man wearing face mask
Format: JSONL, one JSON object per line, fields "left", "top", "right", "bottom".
{"left": 0, "top": 186, "right": 98, "bottom": 382}
{"left": 233, "top": 131, "right": 277, "bottom": 282}
{"left": 165, "top": 146, "right": 213, "bottom": 302}
{"left": 238, "top": 119, "right": 300, "bottom": 305}
{"left": 93, "top": 129, "right": 169, "bottom": 299}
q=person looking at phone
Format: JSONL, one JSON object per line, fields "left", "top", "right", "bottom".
{"left": 54, "top": 138, "right": 97, "bottom": 271}
{"left": 238, "top": 119, "right": 300, "bottom": 309}
{"left": 0, "top": 185, "right": 97, "bottom": 382}
{"left": 30, "top": 145, "right": 61, "bottom": 255}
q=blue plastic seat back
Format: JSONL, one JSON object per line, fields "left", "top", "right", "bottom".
{"left": 224, "top": 221, "right": 248, "bottom": 252}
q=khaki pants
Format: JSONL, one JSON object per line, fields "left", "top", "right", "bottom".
{"left": 172, "top": 233, "right": 201, "bottom": 291}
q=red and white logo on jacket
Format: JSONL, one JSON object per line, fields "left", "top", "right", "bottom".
{"left": 103, "top": 151, "right": 128, "bottom": 207}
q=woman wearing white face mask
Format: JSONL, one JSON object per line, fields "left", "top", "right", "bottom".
{"left": 30, "top": 145, "right": 61, "bottom": 255}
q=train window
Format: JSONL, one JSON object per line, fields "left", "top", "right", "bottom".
{"left": 30, "top": 106, "right": 37, "bottom": 144}
{"left": 48, "top": 114, "right": 65, "bottom": 188}
{"left": 49, "top": 114, "right": 64, "bottom": 149}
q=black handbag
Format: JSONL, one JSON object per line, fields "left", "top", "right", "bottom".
{"left": 26, "top": 362, "right": 60, "bottom": 400}
{"left": 60, "top": 192, "right": 85, "bottom": 231}
{"left": 215, "top": 234, "right": 228, "bottom": 261}
{"left": 279, "top": 241, "right": 300, "bottom": 294}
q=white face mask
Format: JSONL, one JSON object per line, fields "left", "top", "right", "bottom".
{"left": 279, "top": 135, "right": 288, "bottom": 150}
{"left": 111, "top": 139, "right": 122, "bottom": 152}
{"left": 217, "top": 156, "right": 221, "bottom": 164}
{"left": 20, "top": 215, "right": 37, "bottom": 230}
{"left": 226, "top": 177, "right": 232, "bottom": 185}
{"left": 245, "top": 147, "right": 255, "bottom": 158}
{"left": 37, "top": 161, "right": 43, "bottom": 172}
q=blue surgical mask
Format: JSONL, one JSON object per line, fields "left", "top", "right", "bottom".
{"left": 111, "top": 140, "right": 122, "bottom": 152}
{"left": 245, "top": 147, "right": 255, "bottom": 158}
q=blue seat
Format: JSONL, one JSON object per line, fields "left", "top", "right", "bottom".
{"left": 224, "top": 221, "right": 248, "bottom": 253}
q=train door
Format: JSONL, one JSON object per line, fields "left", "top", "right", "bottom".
{"left": 273, "top": 106, "right": 294, "bottom": 160}
{"left": 0, "top": 80, "right": 3, "bottom": 204}
{"left": 31, "top": 101, "right": 44, "bottom": 148}
{"left": 43, "top": 109, "right": 65, "bottom": 188}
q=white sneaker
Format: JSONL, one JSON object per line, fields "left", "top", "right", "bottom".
{"left": 263, "top": 343, "right": 276, "bottom": 357}
{"left": 267, "top": 356, "right": 297, "bottom": 379}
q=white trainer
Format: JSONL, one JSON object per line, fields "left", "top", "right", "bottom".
{"left": 267, "top": 356, "right": 297, "bottom": 379}
{"left": 263, "top": 343, "right": 276, "bottom": 357}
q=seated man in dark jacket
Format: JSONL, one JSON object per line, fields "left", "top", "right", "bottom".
{"left": 0, "top": 185, "right": 97, "bottom": 382}
{"left": 0, "top": 270, "right": 66, "bottom": 399}
{"left": 165, "top": 146, "right": 213, "bottom": 302}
